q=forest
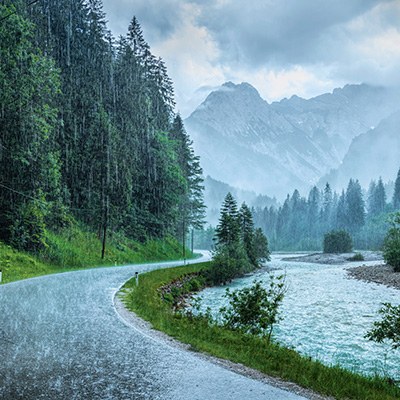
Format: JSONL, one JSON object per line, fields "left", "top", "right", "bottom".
{"left": 194, "top": 169, "right": 400, "bottom": 252}
{"left": 252, "top": 170, "right": 400, "bottom": 251}
{"left": 0, "top": 0, "right": 205, "bottom": 258}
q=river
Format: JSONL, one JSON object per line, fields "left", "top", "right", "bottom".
{"left": 196, "top": 254, "right": 400, "bottom": 378}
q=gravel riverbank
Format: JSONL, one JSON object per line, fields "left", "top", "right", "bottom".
{"left": 281, "top": 251, "right": 400, "bottom": 291}
{"left": 346, "top": 264, "right": 400, "bottom": 290}
{"left": 281, "top": 251, "right": 383, "bottom": 265}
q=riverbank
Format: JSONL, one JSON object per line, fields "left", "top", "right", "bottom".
{"left": 346, "top": 264, "right": 400, "bottom": 290}
{"left": 119, "top": 262, "right": 400, "bottom": 400}
{"left": 281, "top": 251, "right": 383, "bottom": 265}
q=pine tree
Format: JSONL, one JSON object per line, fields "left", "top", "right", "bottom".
{"left": 253, "top": 228, "right": 271, "bottom": 261}
{"left": 307, "top": 186, "right": 320, "bottom": 239}
{"left": 393, "top": 168, "right": 400, "bottom": 210}
{"left": 345, "top": 179, "right": 365, "bottom": 234}
{"left": 336, "top": 190, "right": 347, "bottom": 230}
{"left": 215, "top": 193, "right": 240, "bottom": 247}
{"left": 321, "top": 183, "right": 333, "bottom": 231}
{"left": 238, "top": 203, "right": 256, "bottom": 265}
{"left": 368, "top": 178, "right": 386, "bottom": 216}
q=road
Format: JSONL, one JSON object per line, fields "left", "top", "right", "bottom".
{"left": 0, "top": 253, "right": 308, "bottom": 399}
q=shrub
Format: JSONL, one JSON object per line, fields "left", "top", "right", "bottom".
{"left": 207, "top": 243, "right": 252, "bottom": 285}
{"left": 10, "top": 199, "right": 48, "bottom": 253}
{"left": 323, "top": 230, "right": 353, "bottom": 253}
{"left": 347, "top": 252, "right": 364, "bottom": 262}
{"left": 219, "top": 276, "right": 286, "bottom": 344}
{"left": 366, "top": 303, "right": 400, "bottom": 349}
{"left": 383, "top": 213, "right": 400, "bottom": 272}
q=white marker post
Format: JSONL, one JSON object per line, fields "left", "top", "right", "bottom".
{"left": 0, "top": 269, "right": 2, "bottom": 284}
{"left": 135, "top": 272, "right": 139, "bottom": 286}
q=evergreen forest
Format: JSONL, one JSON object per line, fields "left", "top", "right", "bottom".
{"left": 0, "top": 1, "right": 205, "bottom": 259}
{"left": 252, "top": 169, "right": 400, "bottom": 251}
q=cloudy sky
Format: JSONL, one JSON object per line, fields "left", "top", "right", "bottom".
{"left": 102, "top": 0, "right": 400, "bottom": 117}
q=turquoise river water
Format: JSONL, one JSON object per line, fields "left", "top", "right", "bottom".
{"left": 196, "top": 254, "right": 400, "bottom": 377}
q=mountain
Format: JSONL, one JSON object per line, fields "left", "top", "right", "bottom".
{"left": 185, "top": 82, "right": 400, "bottom": 198}
{"left": 204, "top": 176, "right": 277, "bottom": 225}
{"left": 320, "top": 111, "right": 400, "bottom": 190}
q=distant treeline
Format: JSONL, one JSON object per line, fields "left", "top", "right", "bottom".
{"left": 195, "top": 169, "right": 400, "bottom": 251}
{"left": 253, "top": 169, "right": 400, "bottom": 251}
{"left": 0, "top": 1, "right": 204, "bottom": 253}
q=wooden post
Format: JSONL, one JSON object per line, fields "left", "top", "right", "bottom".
{"left": 101, "top": 196, "right": 108, "bottom": 260}
{"left": 182, "top": 218, "right": 186, "bottom": 265}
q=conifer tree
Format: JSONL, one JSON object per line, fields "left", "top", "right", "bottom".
{"left": 239, "top": 203, "right": 256, "bottom": 265}
{"left": 215, "top": 193, "right": 240, "bottom": 247}
{"left": 345, "top": 179, "right": 365, "bottom": 233}
{"left": 368, "top": 178, "right": 386, "bottom": 216}
{"left": 393, "top": 168, "right": 400, "bottom": 210}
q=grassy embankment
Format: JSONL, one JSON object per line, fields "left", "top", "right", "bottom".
{"left": 122, "top": 263, "right": 400, "bottom": 400}
{"left": 0, "top": 225, "right": 189, "bottom": 284}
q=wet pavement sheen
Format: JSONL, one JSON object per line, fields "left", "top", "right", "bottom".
{"left": 0, "top": 254, "right": 306, "bottom": 399}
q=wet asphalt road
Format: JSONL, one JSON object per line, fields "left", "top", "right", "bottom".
{"left": 0, "top": 253, "right": 307, "bottom": 400}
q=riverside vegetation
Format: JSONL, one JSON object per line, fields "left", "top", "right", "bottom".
{"left": 121, "top": 195, "right": 400, "bottom": 399}
{"left": 122, "top": 262, "right": 400, "bottom": 400}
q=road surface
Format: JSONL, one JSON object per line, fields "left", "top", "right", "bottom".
{"left": 0, "top": 253, "right": 308, "bottom": 399}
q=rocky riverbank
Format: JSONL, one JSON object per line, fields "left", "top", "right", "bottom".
{"left": 281, "top": 251, "right": 383, "bottom": 265}
{"left": 346, "top": 264, "right": 400, "bottom": 290}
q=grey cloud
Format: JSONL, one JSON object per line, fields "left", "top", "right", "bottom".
{"left": 194, "top": 0, "right": 388, "bottom": 67}
{"left": 103, "top": 0, "right": 183, "bottom": 42}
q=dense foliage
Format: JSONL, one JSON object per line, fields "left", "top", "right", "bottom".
{"left": 366, "top": 303, "right": 400, "bottom": 349}
{"left": 382, "top": 213, "right": 400, "bottom": 272}
{"left": 0, "top": 1, "right": 204, "bottom": 255}
{"left": 253, "top": 171, "right": 400, "bottom": 251}
{"left": 219, "top": 277, "right": 285, "bottom": 344}
{"left": 209, "top": 193, "right": 270, "bottom": 284}
{"left": 323, "top": 230, "right": 353, "bottom": 253}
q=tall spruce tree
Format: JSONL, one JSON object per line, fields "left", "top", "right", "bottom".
{"left": 393, "top": 168, "right": 400, "bottom": 210}
{"left": 238, "top": 203, "right": 256, "bottom": 265}
{"left": 0, "top": 4, "right": 61, "bottom": 250}
{"left": 215, "top": 193, "right": 240, "bottom": 247}
{"left": 345, "top": 179, "right": 365, "bottom": 234}
{"left": 368, "top": 178, "right": 386, "bottom": 216}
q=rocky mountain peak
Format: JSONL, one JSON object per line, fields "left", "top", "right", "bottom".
{"left": 185, "top": 82, "right": 400, "bottom": 198}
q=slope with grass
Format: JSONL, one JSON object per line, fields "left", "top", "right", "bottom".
{"left": 0, "top": 225, "right": 188, "bottom": 284}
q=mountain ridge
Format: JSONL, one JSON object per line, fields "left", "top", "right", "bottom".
{"left": 185, "top": 82, "right": 400, "bottom": 198}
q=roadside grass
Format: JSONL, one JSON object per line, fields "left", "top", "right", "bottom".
{"left": 0, "top": 226, "right": 190, "bottom": 284}
{"left": 122, "top": 263, "right": 400, "bottom": 400}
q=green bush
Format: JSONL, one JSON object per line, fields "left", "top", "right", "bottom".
{"left": 219, "top": 276, "right": 286, "bottom": 344}
{"left": 366, "top": 303, "right": 400, "bottom": 349}
{"left": 207, "top": 243, "right": 252, "bottom": 285}
{"left": 383, "top": 213, "right": 400, "bottom": 272}
{"left": 347, "top": 252, "right": 364, "bottom": 262}
{"left": 10, "top": 199, "right": 48, "bottom": 253}
{"left": 323, "top": 230, "right": 353, "bottom": 253}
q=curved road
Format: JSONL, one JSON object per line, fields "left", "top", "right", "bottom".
{"left": 0, "top": 253, "right": 307, "bottom": 399}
